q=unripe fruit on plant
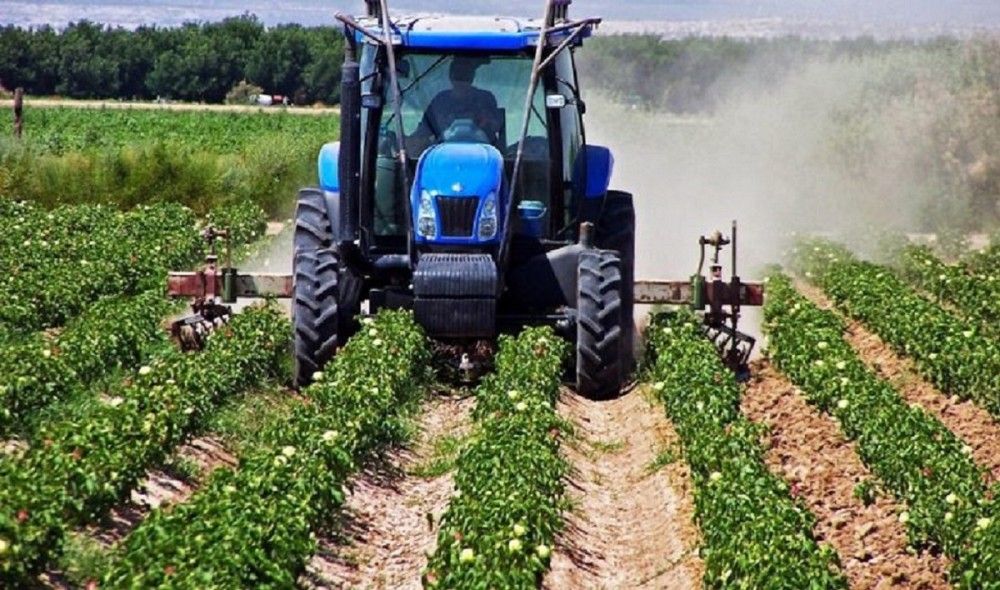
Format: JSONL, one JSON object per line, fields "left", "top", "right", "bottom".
{"left": 459, "top": 548, "right": 475, "bottom": 563}
{"left": 536, "top": 544, "right": 551, "bottom": 559}
{"left": 513, "top": 523, "right": 526, "bottom": 537}
{"left": 508, "top": 538, "right": 522, "bottom": 553}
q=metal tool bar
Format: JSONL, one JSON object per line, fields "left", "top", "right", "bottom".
{"left": 634, "top": 280, "right": 765, "bottom": 306}
{"left": 168, "top": 272, "right": 294, "bottom": 299}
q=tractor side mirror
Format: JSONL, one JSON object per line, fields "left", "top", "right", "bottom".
{"left": 361, "top": 93, "right": 383, "bottom": 109}
{"left": 574, "top": 145, "right": 615, "bottom": 199}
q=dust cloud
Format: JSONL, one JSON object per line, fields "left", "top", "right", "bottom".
{"left": 583, "top": 54, "right": 955, "bottom": 282}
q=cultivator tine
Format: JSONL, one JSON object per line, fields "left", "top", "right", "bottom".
{"left": 170, "top": 301, "right": 233, "bottom": 351}
{"left": 703, "top": 323, "right": 755, "bottom": 382}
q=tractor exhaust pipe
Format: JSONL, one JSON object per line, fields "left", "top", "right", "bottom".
{"left": 338, "top": 33, "right": 361, "bottom": 242}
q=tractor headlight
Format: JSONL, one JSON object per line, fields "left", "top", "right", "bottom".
{"left": 417, "top": 190, "right": 437, "bottom": 238}
{"left": 478, "top": 192, "right": 498, "bottom": 240}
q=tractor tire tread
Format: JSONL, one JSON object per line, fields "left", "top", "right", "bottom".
{"left": 576, "top": 249, "right": 624, "bottom": 399}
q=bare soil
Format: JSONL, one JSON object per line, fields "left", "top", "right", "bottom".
{"left": 797, "top": 281, "right": 1000, "bottom": 485}
{"left": 743, "top": 361, "right": 951, "bottom": 589}
{"left": 543, "top": 386, "right": 703, "bottom": 590}
{"left": 300, "top": 394, "right": 475, "bottom": 590}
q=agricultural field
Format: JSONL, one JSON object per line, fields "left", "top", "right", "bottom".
{"left": 3, "top": 57, "right": 1000, "bottom": 590}
{"left": 0, "top": 106, "right": 340, "bottom": 216}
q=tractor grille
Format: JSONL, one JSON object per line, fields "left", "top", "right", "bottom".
{"left": 436, "top": 196, "right": 479, "bottom": 237}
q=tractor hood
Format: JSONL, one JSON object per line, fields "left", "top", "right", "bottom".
{"left": 411, "top": 143, "right": 505, "bottom": 246}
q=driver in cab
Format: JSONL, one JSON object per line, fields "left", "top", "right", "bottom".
{"left": 409, "top": 58, "right": 502, "bottom": 152}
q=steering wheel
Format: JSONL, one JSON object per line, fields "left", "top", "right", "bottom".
{"left": 442, "top": 118, "right": 491, "bottom": 144}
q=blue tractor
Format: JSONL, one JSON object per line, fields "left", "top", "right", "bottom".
{"left": 294, "top": 0, "right": 637, "bottom": 397}
{"left": 168, "top": 0, "right": 763, "bottom": 397}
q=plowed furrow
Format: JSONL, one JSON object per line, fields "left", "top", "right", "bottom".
{"left": 798, "top": 280, "right": 1000, "bottom": 484}
{"left": 37, "top": 436, "right": 235, "bottom": 589}
{"left": 301, "top": 394, "right": 474, "bottom": 590}
{"left": 544, "top": 387, "right": 703, "bottom": 590}
{"left": 743, "top": 361, "right": 951, "bottom": 590}
{"left": 93, "top": 436, "right": 236, "bottom": 546}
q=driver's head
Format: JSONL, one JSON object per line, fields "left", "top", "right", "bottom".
{"left": 449, "top": 59, "right": 479, "bottom": 93}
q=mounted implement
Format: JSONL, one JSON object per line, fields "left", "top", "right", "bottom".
{"left": 167, "top": 0, "right": 762, "bottom": 397}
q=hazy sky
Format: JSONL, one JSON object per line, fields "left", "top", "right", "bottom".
{"left": 3, "top": 0, "right": 1000, "bottom": 31}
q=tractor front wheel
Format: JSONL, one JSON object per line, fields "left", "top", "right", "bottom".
{"left": 293, "top": 248, "right": 357, "bottom": 388}
{"left": 575, "top": 249, "right": 624, "bottom": 399}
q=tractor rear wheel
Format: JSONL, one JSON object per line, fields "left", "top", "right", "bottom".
{"left": 595, "top": 191, "right": 636, "bottom": 375}
{"left": 295, "top": 188, "right": 333, "bottom": 251}
{"left": 293, "top": 248, "right": 357, "bottom": 388}
{"left": 576, "top": 249, "right": 624, "bottom": 399}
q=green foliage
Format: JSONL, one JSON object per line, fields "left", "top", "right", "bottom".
{"left": 0, "top": 108, "right": 336, "bottom": 217}
{"left": 895, "top": 244, "right": 1000, "bottom": 329}
{"left": 647, "top": 311, "right": 847, "bottom": 589}
{"left": 0, "top": 107, "right": 339, "bottom": 154}
{"left": 0, "top": 305, "right": 289, "bottom": 584}
{"left": 0, "top": 202, "right": 201, "bottom": 335}
{"left": 0, "top": 17, "right": 344, "bottom": 103}
{"left": 763, "top": 272, "right": 986, "bottom": 555}
{"left": 0, "top": 292, "right": 172, "bottom": 437}
{"left": 102, "top": 311, "right": 430, "bottom": 588}
{"left": 424, "top": 327, "right": 569, "bottom": 589}
{"left": 791, "top": 239, "right": 1000, "bottom": 419}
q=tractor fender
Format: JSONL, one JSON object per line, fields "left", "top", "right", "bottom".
{"left": 506, "top": 242, "right": 587, "bottom": 310}
{"left": 317, "top": 142, "right": 340, "bottom": 192}
{"left": 316, "top": 142, "right": 345, "bottom": 243}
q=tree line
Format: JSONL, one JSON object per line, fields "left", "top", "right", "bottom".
{"left": 0, "top": 16, "right": 345, "bottom": 104}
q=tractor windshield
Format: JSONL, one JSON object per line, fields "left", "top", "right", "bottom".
{"left": 372, "top": 52, "right": 550, "bottom": 238}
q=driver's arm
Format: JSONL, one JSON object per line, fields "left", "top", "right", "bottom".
{"left": 474, "top": 91, "right": 503, "bottom": 145}
{"left": 406, "top": 93, "right": 445, "bottom": 155}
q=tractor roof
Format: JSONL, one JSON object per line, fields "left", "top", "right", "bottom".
{"left": 353, "top": 15, "right": 596, "bottom": 51}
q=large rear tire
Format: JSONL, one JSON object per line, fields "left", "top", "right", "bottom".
{"left": 292, "top": 188, "right": 360, "bottom": 388}
{"left": 295, "top": 188, "right": 333, "bottom": 251}
{"left": 576, "top": 249, "right": 624, "bottom": 399}
{"left": 293, "top": 249, "right": 345, "bottom": 387}
{"left": 595, "top": 191, "right": 636, "bottom": 375}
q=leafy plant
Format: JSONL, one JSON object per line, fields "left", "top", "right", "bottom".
{"left": 423, "top": 327, "right": 569, "bottom": 589}
{"left": 764, "top": 272, "right": 985, "bottom": 555}
{"left": 647, "top": 311, "right": 847, "bottom": 589}
{"left": 0, "top": 305, "right": 289, "bottom": 584}
{"left": 792, "top": 238, "right": 1000, "bottom": 420}
{"left": 102, "top": 311, "right": 430, "bottom": 588}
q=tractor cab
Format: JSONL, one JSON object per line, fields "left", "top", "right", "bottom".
{"left": 320, "top": 12, "right": 604, "bottom": 253}
{"left": 356, "top": 32, "right": 590, "bottom": 252}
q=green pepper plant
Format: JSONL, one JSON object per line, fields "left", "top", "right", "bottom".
{"left": 647, "top": 311, "right": 847, "bottom": 589}
{"left": 423, "top": 327, "right": 569, "bottom": 589}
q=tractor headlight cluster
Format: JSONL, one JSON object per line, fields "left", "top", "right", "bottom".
{"left": 478, "top": 192, "right": 498, "bottom": 240}
{"left": 417, "top": 190, "right": 437, "bottom": 238}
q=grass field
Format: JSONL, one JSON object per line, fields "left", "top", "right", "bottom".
{"left": 0, "top": 105, "right": 340, "bottom": 216}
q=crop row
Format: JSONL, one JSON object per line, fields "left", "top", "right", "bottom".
{"left": 647, "top": 312, "right": 846, "bottom": 589}
{"left": 0, "top": 305, "right": 289, "bottom": 584}
{"left": 424, "top": 328, "right": 569, "bottom": 589}
{"left": 0, "top": 292, "right": 172, "bottom": 437}
{"left": 895, "top": 244, "right": 1000, "bottom": 327}
{"left": 0, "top": 198, "right": 266, "bottom": 336}
{"left": 102, "top": 310, "right": 430, "bottom": 588}
{"left": 1, "top": 107, "right": 340, "bottom": 155}
{"left": 792, "top": 239, "right": 1000, "bottom": 419}
{"left": 764, "top": 273, "right": 987, "bottom": 558}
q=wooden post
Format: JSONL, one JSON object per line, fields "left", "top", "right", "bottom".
{"left": 13, "top": 87, "right": 23, "bottom": 140}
